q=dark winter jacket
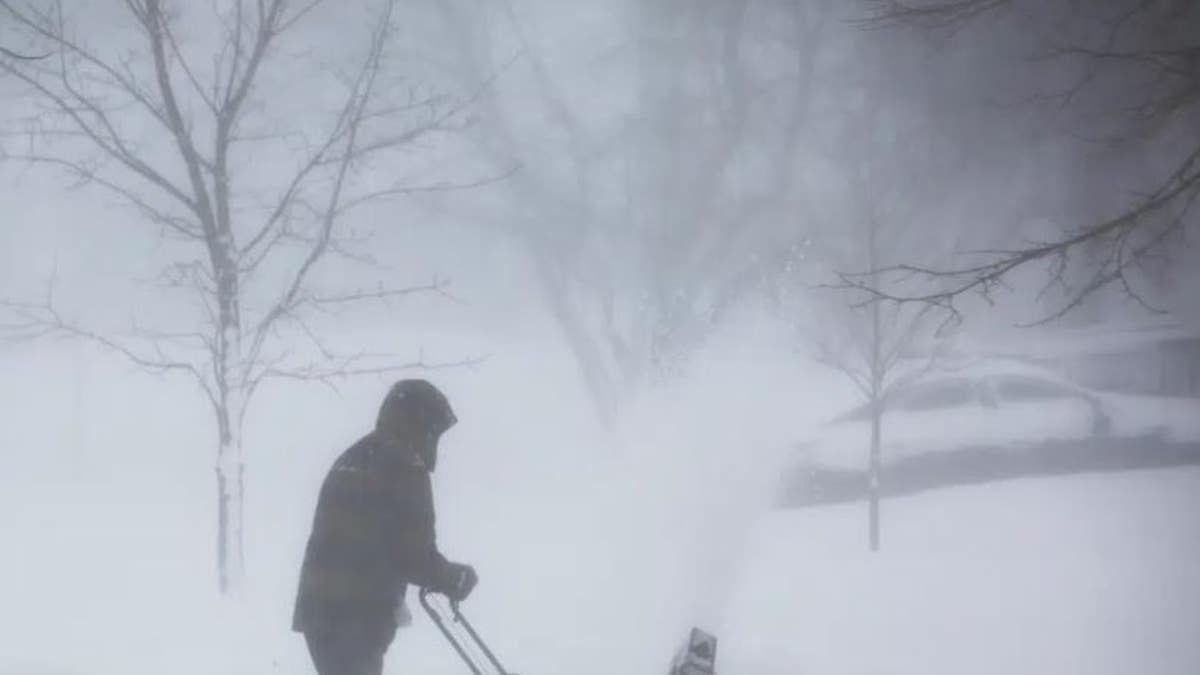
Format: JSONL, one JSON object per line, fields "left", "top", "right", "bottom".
{"left": 292, "top": 380, "right": 459, "bottom": 636}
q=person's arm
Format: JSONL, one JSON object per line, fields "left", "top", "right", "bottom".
{"left": 390, "top": 471, "right": 467, "bottom": 594}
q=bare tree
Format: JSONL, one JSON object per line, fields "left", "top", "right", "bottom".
{"left": 433, "top": 0, "right": 834, "bottom": 423}
{"left": 847, "top": 0, "right": 1200, "bottom": 322}
{"left": 502, "top": 0, "right": 760, "bottom": 421}
{"left": 765, "top": 23, "right": 971, "bottom": 546}
{"left": 0, "top": 0, "right": 485, "bottom": 594}
{"left": 811, "top": 223, "right": 943, "bottom": 551}
{"left": 801, "top": 139, "right": 951, "bottom": 551}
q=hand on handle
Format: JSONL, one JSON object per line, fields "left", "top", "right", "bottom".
{"left": 444, "top": 562, "right": 478, "bottom": 602}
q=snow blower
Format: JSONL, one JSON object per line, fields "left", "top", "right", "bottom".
{"left": 420, "top": 588, "right": 719, "bottom": 675}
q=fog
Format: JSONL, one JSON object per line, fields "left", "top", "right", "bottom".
{"left": 1, "top": 1, "right": 1198, "bottom": 674}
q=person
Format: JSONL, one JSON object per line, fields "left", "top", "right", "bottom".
{"left": 293, "top": 379, "right": 478, "bottom": 675}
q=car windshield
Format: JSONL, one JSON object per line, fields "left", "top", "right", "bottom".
{"left": 891, "top": 379, "right": 978, "bottom": 411}
{"left": 992, "top": 375, "right": 1079, "bottom": 402}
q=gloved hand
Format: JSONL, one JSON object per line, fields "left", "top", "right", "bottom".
{"left": 443, "top": 562, "right": 478, "bottom": 602}
{"left": 394, "top": 597, "right": 413, "bottom": 628}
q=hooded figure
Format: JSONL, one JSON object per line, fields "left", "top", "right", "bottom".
{"left": 293, "top": 379, "right": 477, "bottom": 675}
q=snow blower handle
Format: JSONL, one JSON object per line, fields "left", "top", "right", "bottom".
{"left": 419, "top": 588, "right": 516, "bottom": 675}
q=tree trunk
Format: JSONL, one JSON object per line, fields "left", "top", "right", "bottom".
{"left": 869, "top": 398, "right": 882, "bottom": 552}
{"left": 532, "top": 253, "right": 619, "bottom": 426}
{"left": 867, "top": 220, "right": 882, "bottom": 553}
{"left": 70, "top": 343, "right": 88, "bottom": 474}
{"left": 215, "top": 395, "right": 246, "bottom": 595}
{"left": 214, "top": 253, "right": 245, "bottom": 594}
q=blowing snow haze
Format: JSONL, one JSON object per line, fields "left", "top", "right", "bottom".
{"left": 1, "top": 1, "right": 1198, "bottom": 674}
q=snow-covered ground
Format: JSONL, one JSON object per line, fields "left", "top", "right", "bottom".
{"left": 2, "top": 323, "right": 1198, "bottom": 675}
{"left": 724, "top": 468, "right": 1200, "bottom": 675}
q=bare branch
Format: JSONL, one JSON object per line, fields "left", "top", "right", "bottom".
{"left": 236, "top": 113, "right": 358, "bottom": 264}
{"left": 298, "top": 278, "right": 455, "bottom": 310}
{"left": 142, "top": 0, "right": 217, "bottom": 228}
{"left": 879, "top": 303, "right": 937, "bottom": 373}
{"left": 2, "top": 152, "right": 204, "bottom": 239}
{"left": 276, "top": 0, "right": 326, "bottom": 34}
{"left": 816, "top": 346, "right": 874, "bottom": 399}
{"left": 2, "top": 2, "right": 176, "bottom": 134}
{"left": 836, "top": 143, "right": 1200, "bottom": 321}
{"left": 246, "top": 4, "right": 395, "bottom": 362}
{"left": 333, "top": 164, "right": 521, "bottom": 217}
{"left": 0, "top": 45, "right": 52, "bottom": 60}
{"left": 856, "top": 0, "right": 1009, "bottom": 30}
{"left": 880, "top": 336, "right": 948, "bottom": 400}
{"left": 257, "top": 352, "right": 489, "bottom": 386}
{"left": 0, "top": 47, "right": 198, "bottom": 210}
{"left": 0, "top": 296, "right": 217, "bottom": 409}
{"left": 158, "top": 13, "right": 218, "bottom": 114}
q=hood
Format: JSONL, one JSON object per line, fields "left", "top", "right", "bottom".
{"left": 375, "top": 379, "right": 457, "bottom": 471}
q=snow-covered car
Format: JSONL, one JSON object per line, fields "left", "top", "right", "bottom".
{"left": 778, "top": 359, "right": 1200, "bottom": 507}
